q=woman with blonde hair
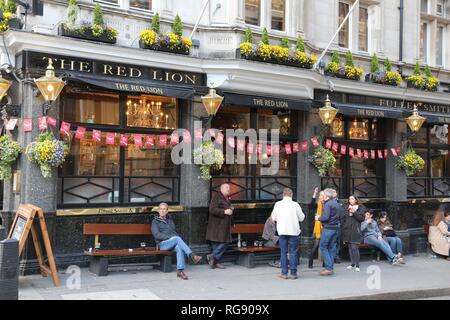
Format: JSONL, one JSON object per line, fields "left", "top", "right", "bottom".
{"left": 428, "top": 208, "right": 450, "bottom": 260}
{"left": 308, "top": 187, "right": 324, "bottom": 269}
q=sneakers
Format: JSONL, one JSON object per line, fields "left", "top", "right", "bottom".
{"left": 308, "top": 259, "right": 314, "bottom": 269}
{"left": 347, "top": 265, "right": 355, "bottom": 270}
{"left": 391, "top": 255, "right": 401, "bottom": 266}
{"left": 269, "top": 260, "right": 281, "bottom": 268}
{"left": 355, "top": 267, "right": 360, "bottom": 272}
{"left": 397, "top": 254, "right": 406, "bottom": 264}
{"left": 320, "top": 269, "right": 334, "bottom": 276}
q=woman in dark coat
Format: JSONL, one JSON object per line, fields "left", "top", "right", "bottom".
{"left": 206, "top": 183, "right": 233, "bottom": 269}
{"left": 341, "top": 195, "right": 365, "bottom": 271}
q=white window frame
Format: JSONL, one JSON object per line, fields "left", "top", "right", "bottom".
{"left": 420, "top": 22, "right": 431, "bottom": 64}
{"left": 436, "top": 25, "right": 446, "bottom": 67}
{"left": 94, "top": 0, "right": 120, "bottom": 8}
{"left": 338, "top": 0, "right": 353, "bottom": 49}
{"left": 244, "top": 0, "right": 263, "bottom": 27}
{"left": 270, "top": 0, "right": 287, "bottom": 33}
{"left": 129, "top": 0, "right": 153, "bottom": 13}
{"left": 421, "top": 0, "right": 430, "bottom": 14}
{"left": 437, "top": 0, "right": 444, "bottom": 16}
{"left": 358, "top": 5, "right": 369, "bottom": 53}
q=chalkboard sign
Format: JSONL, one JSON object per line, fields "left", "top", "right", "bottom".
{"left": 11, "top": 215, "right": 27, "bottom": 241}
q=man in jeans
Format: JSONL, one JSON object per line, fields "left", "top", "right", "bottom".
{"left": 151, "top": 203, "right": 202, "bottom": 280}
{"left": 271, "top": 188, "right": 305, "bottom": 280}
{"left": 317, "top": 188, "right": 341, "bottom": 276}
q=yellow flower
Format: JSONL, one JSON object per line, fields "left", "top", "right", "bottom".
{"left": 166, "top": 32, "right": 179, "bottom": 45}
{"left": 257, "top": 44, "right": 272, "bottom": 61}
{"left": 240, "top": 42, "right": 253, "bottom": 57}
{"left": 140, "top": 30, "right": 157, "bottom": 46}
{"left": 181, "top": 36, "right": 192, "bottom": 48}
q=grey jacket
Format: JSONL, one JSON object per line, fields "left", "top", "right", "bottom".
{"left": 262, "top": 217, "right": 279, "bottom": 245}
{"left": 360, "top": 220, "right": 382, "bottom": 239}
{"left": 151, "top": 216, "right": 179, "bottom": 243}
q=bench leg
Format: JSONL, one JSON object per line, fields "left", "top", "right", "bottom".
{"left": 89, "top": 257, "right": 108, "bottom": 276}
{"left": 237, "top": 253, "right": 255, "bottom": 268}
{"left": 159, "top": 255, "right": 173, "bottom": 273}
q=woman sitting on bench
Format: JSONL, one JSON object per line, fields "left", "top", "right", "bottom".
{"left": 361, "top": 210, "right": 401, "bottom": 266}
{"left": 377, "top": 212, "right": 405, "bottom": 264}
{"left": 428, "top": 209, "right": 450, "bottom": 261}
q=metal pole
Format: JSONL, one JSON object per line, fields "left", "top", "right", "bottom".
{"left": 190, "top": 0, "right": 211, "bottom": 39}
{"left": 399, "top": 0, "right": 404, "bottom": 62}
{"left": 313, "top": 0, "right": 360, "bottom": 69}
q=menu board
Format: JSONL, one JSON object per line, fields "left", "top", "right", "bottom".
{"left": 10, "top": 215, "right": 27, "bottom": 241}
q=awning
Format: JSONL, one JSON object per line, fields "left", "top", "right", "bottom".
{"left": 420, "top": 112, "right": 450, "bottom": 124}
{"left": 333, "top": 103, "right": 410, "bottom": 119}
{"left": 223, "top": 92, "right": 311, "bottom": 111}
{"left": 67, "top": 74, "right": 195, "bottom": 99}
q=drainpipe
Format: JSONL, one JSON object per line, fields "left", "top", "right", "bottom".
{"left": 399, "top": 0, "right": 404, "bottom": 68}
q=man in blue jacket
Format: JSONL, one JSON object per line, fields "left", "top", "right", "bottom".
{"left": 316, "top": 188, "right": 341, "bottom": 276}
{"left": 151, "top": 203, "right": 202, "bottom": 280}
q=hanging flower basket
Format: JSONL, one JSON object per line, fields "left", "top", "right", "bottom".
{"left": 193, "top": 141, "right": 224, "bottom": 180}
{"left": 25, "top": 132, "right": 69, "bottom": 178}
{"left": 0, "top": 135, "right": 22, "bottom": 180}
{"left": 396, "top": 149, "right": 425, "bottom": 176}
{"left": 308, "top": 145, "right": 336, "bottom": 177}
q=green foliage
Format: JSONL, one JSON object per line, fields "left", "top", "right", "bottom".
{"left": 261, "top": 27, "right": 269, "bottom": 45}
{"left": 370, "top": 53, "right": 379, "bottom": 73}
{"left": 384, "top": 58, "right": 392, "bottom": 72}
{"left": 345, "top": 51, "right": 354, "bottom": 67}
{"left": 296, "top": 34, "right": 305, "bottom": 52}
{"left": 93, "top": 4, "right": 104, "bottom": 25}
{"left": 67, "top": 0, "right": 79, "bottom": 27}
{"left": 0, "top": 0, "right": 17, "bottom": 13}
{"left": 172, "top": 14, "right": 183, "bottom": 37}
{"left": 413, "top": 61, "right": 422, "bottom": 76}
{"left": 331, "top": 51, "right": 340, "bottom": 64}
{"left": 150, "top": 12, "right": 160, "bottom": 33}
{"left": 280, "top": 36, "right": 289, "bottom": 48}
{"left": 244, "top": 27, "right": 253, "bottom": 43}
{"left": 424, "top": 64, "right": 432, "bottom": 77}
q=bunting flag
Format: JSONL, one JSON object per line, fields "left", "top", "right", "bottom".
{"left": 75, "top": 126, "right": 86, "bottom": 140}
{"left": 273, "top": 145, "right": 280, "bottom": 155}
{"left": 384, "top": 149, "right": 388, "bottom": 158}
{"left": 247, "top": 143, "right": 254, "bottom": 154}
{"left": 194, "top": 128, "right": 203, "bottom": 141}
{"left": 215, "top": 133, "right": 224, "bottom": 145}
{"left": 106, "top": 132, "right": 115, "bottom": 145}
{"left": 326, "top": 139, "right": 332, "bottom": 149}
{"left": 363, "top": 150, "right": 369, "bottom": 159}
{"left": 134, "top": 134, "right": 143, "bottom": 147}
{"left": 357, "top": 149, "right": 362, "bottom": 158}
{"left": 208, "top": 129, "right": 216, "bottom": 138}
{"left": 266, "top": 145, "right": 272, "bottom": 156}
{"left": 47, "top": 116, "right": 57, "bottom": 127}
{"left": 227, "top": 137, "right": 235, "bottom": 148}
{"left": 146, "top": 135, "right": 155, "bottom": 147}
{"left": 182, "top": 131, "right": 191, "bottom": 143}
{"left": 370, "top": 150, "right": 376, "bottom": 159}
{"left": 237, "top": 139, "right": 245, "bottom": 152}
{"left": 92, "top": 129, "right": 102, "bottom": 142}
{"left": 170, "top": 132, "right": 179, "bottom": 145}
{"left": 24, "top": 118, "right": 33, "bottom": 132}
{"left": 285, "top": 144, "right": 292, "bottom": 155}
{"left": 256, "top": 144, "right": 262, "bottom": 155}
{"left": 332, "top": 142, "right": 339, "bottom": 153}
{"left": 158, "top": 134, "right": 167, "bottom": 147}
{"left": 396, "top": 146, "right": 401, "bottom": 155}
{"left": 5, "top": 118, "right": 17, "bottom": 131}
{"left": 60, "top": 121, "right": 71, "bottom": 136}
{"left": 349, "top": 147, "right": 355, "bottom": 158}
{"left": 38, "top": 117, "right": 47, "bottom": 130}
{"left": 292, "top": 142, "right": 299, "bottom": 153}
{"left": 378, "top": 150, "right": 383, "bottom": 159}
{"left": 311, "top": 136, "right": 319, "bottom": 147}
{"left": 120, "top": 134, "right": 128, "bottom": 147}
{"left": 340, "top": 145, "right": 347, "bottom": 155}
{"left": 301, "top": 140, "right": 308, "bottom": 151}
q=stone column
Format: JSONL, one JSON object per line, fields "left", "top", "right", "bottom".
{"left": 385, "top": 119, "right": 407, "bottom": 202}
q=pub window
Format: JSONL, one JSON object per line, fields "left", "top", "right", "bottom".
{"left": 58, "top": 88, "right": 180, "bottom": 208}
{"left": 330, "top": 115, "right": 345, "bottom": 138}
{"left": 245, "top": 0, "right": 261, "bottom": 26}
{"left": 130, "top": 0, "right": 152, "bottom": 11}
{"left": 257, "top": 109, "right": 293, "bottom": 136}
{"left": 348, "top": 118, "right": 369, "bottom": 141}
{"left": 339, "top": 2, "right": 350, "bottom": 48}
{"left": 271, "top": 0, "right": 286, "bottom": 31}
{"left": 358, "top": 7, "right": 368, "bottom": 52}
{"left": 126, "top": 95, "right": 177, "bottom": 130}
{"left": 62, "top": 89, "right": 120, "bottom": 125}
{"left": 212, "top": 105, "right": 251, "bottom": 131}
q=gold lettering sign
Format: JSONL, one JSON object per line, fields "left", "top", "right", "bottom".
{"left": 357, "top": 109, "right": 385, "bottom": 118}
{"left": 252, "top": 98, "right": 289, "bottom": 108}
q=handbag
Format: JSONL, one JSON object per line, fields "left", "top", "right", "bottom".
{"left": 383, "top": 229, "right": 397, "bottom": 237}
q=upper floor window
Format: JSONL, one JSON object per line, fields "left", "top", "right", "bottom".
{"left": 339, "top": 2, "right": 350, "bottom": 48}
{"left": 420, "top": 22, "right": 430, "bottom": 64}
{"left": 130, "top": 0, "right": 152, "bottom": 11}
{"left": 421, "top": 0, "right": 429, "bottom": 13}
{"left": 271, "top": 0, "right": 286, "bottom": 31}
{"left": 359, "top": 7, "right": 368, "bottom": 52}
{"left": 436, "top": 0, "right": 445, "bottom": 16}
{"left": 97, "top": 0, "right": 119, "bottom": 5}
{"left": 245, "top": 0, "right": 261, "bottom": 26}
{"left": 436, "top": 26, "right": 445, "bottom": 66}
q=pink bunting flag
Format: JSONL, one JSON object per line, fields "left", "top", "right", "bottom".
{"left": 237, "top": 139, "right": 245, "bottom": 152}
{"left": 194, "top": 128, "right": 203, "bottom": 141}
{"left": 120, "top": 134, "right": 128, "bottom": 147}
{"left": 106, "top": 133, "right": 115, "bottom": 145}
{"left": 266, "top": 145, "right": 272, "bottom": 156}
{"left": 326, "top": 139, "right": 332, "bottom": 149}
{"left": 349, "top": 148, "right": 355, "bottom": 158}
{"left": 215, "top": 132, "right": 224, "bottom": 145}
{"left": 60, "top": 121, "right": 71, "bottom": 136}
{"left": 273, "top": 145, "right": 280, "bottom": 155}
{"left": 170, "top": 132, "right": 179, "bottom": 145}
{"left": 158, "top": 135, "right": 168, "bottom": 147}
{"left": 75, "top": 126, "right": 86, "bottom": 140}
{"left": 378, "top": 150, "right": 383, "bottom": 159}
{"left": 293, "top": 143, "right": 299, "bottom": 153}
{"left": 370, "top": 150, "right": 376, "bottom": 159}
{"left": 357, "top": 149, "right": 362, "bottom": 158}
{"left": 47, "top": 116, "right": 57, "bottom": 127}
{"left": 5, "top": 118, "right": 17, "bottom": 131}
{"left": 92, "top": 130, "right": 102, "bottom": 142}
{"left": 182, "top": 131, "right": 191, "bottom": 143}
{"left": 134, "top": 134, "right": 143, "bottom": 147}
{"left": 285, "top": 144, "right": 292, "bottom": 155}
{"left": 256, "top": 144, "right": 262, "bottom": 155}
{"left": 396, "top": 146, "right": 401, "bottom": 155}
{"left": 227, "top": 137, "right": 235, "bottom": 148}
{"left": 363, "top": 150, "right": 369, "bottom": 159}
{"left": 301, "top": 141, "right": 308, "bottom": 151}
{"left": 146, "top": 135, "right": 155, "bottom": 147}
{"left": 208, "top": 129, "right": 216, "bottom": 138}
{"left": 384, "top": 149, "right": 388, "bottom": 158}
{"left": 311, "top": 136, "right": 319, "bottom": 147}
{"left": 247, "top": 143, "right": 254, "bottom": 154}
{"left": 38, "top": 117, "right": 48, "bottom": 130}
{"left": 340, "top": 145, "right": 347, "bottom": 155}
{"left": 332, "top": 142, "right": 339, "bottom": 153}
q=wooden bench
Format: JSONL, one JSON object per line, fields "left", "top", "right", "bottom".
{"left": 83, "top": 223, "right": 175, "bottom": 276}
{"left": 231, "top": 224, "right": 278, "bottom": 268}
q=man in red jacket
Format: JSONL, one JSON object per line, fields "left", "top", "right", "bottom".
{"left": 206, "top": 183, "right": 233, "bottom": 269}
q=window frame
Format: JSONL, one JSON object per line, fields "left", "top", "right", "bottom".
{"left": 244, "top": 0, "right": 262, "bottom": 27}
{"left": 338, "top": 1, "right": 352, "bottom": 49}
{"left": 358, "top": 6, "right": 369, "bottom": 52}
{"left": 270, "top": 0, "right": 286, "bottom": 32}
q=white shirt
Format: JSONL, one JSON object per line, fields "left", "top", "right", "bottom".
{"left": 271, "top": 197, "right": 305, "bottom": 236}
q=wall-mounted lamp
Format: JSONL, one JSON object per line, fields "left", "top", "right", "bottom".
{"left": 34, "top": 59, "right": 66, "bottom": 115}
{"left": 200, "top": 84, "right": 223, "bottom": 126}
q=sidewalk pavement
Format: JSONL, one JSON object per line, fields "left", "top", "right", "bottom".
{"left": 18, "top": 255, "right": 450, "bottom": 300}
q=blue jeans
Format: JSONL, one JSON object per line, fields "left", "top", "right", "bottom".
{"left": 159, "top": 236, "right": 192, "bottom": 271}
{"left": 386, "top": 236, "right": 403, "bottom": 255}
{"left": 279, "top": 235, "right": 299, "bottom": 275}
{"left": 365, "top": 236, "right": 395, "bottom": 261}
{"left": 319, "top": 228, "right": 338, "bottom": 271}
{"left": 211, "top": 242, "right": 228, "bottom": 263}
